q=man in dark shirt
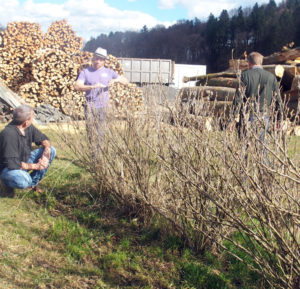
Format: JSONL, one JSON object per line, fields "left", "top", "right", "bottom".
{"left": 0, "top": 105, "right": 56, "bottom": 197}
{"left": 233, "top": 51, "right": 282, "bottom": 123}
{"left": 232, "top": 51, "right": 282, "bottom": 166}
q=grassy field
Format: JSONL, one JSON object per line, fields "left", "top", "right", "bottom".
{"left": 0, "top": 122, "right": 299, "bottom": 288}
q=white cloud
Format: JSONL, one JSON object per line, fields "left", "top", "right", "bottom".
{"left": 0, "top": 0, "right": 170, "bottom": 41}
{"left": 159, "top": 0, "right": 176, "bottom": 9}
{"left": 63, "top": 0, "right": 173, "bottom": 40}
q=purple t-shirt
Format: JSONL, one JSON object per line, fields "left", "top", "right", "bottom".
{"left": 78, "top": 66, "right": 119, "bottom": 107}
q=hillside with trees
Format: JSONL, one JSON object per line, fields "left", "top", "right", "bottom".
{"left": 84, "top": 0, "right": 300, "bottom": 73}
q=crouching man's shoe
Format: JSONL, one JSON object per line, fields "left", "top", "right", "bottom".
{"left": 31, "top": 185, "right": 43, "bottom": 193}
{"left": 0, "top": 183, "right": 15, "bottom": 198}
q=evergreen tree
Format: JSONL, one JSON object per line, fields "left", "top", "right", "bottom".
{"left": 83, "top": 0, "right": 300, "bottom": 72}
{"left": 249, "top": 3, "right": 265, "bottom": 51}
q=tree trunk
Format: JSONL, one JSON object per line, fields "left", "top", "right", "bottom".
{"left": 183, "top": 72, "right": 236, "bottom": 83}
{"left": 0, "top": 78, "right": 24, "bottom": 108}
{"left": 180, "top": 86, "right": 236, "bottom": 102}
{"left": 284, "top": 90, "right": 299, "bottom": 103}
{"left": 263, "top": 47, "right": 300, "bottom": 65}
{"left": 199, "top": 77, "right": 239, "bottom": 89}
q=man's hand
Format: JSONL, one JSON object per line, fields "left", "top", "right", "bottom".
{"left": 21, "top": 157, "right": 49, "bottom": 171}
{"left": 36, "top": 141, "right": 51, "bottom": 170}
{"left": 92, "top": 83, "right": 106, "bottom": 89}
{"left": 74, "top": 80, "right": 106, "bottom": 91}
{"left": 21, "top": 142, "right": 52, "bottom": 171}
{"left": 109, "top": 76, "right": 128, "bottom": 86}
{"left": 37, "top": 145, "right": 51, "bottom": 170}
{"left": 21, "top": 162, "right": 41, "bottom": 171}
{"left": 41, "top": 146, "right": 51, "bottom": 160}
{"left": 37, "top": 154, "right": 50, "bottom": 170}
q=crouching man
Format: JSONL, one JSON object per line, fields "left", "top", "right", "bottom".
{"left": 0, "top": 105, "right": 56, "bottom": 197}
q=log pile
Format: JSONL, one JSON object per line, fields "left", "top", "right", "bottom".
{"left": 105, "top": 55, "right": 124, "bottom": 75}
{"left": 109, "top": 82, "right": 143, "bottom": 118}
{"left": 104, "top": 54, "right": 142, "bottom": 118}
{"left": 0, "top": 22, "right": 43, "bottom": 91}
{"left": 43, "top": 20, "right": 82, "bottom": 54}
{"left": 0, "top": 20, "right": 143, "bottom": 121}
{"left": 181, "top": 46, "right": 300, "bottom": 123}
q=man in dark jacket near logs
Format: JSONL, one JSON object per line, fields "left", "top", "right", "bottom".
{"left": 0, "top": 105, "right": 56, "bottom": 197}
{"left": 232, "top": 51, "right": 282, "bottom": 165}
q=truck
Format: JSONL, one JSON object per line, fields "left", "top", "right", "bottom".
{"left": 118, "top": 57, "right": 174, "bottom": 85}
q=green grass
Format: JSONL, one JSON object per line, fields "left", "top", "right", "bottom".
{"left": 181, "top": 262, "right": 229, "bottom": 289}
{"left": 222, "top": 233, "right": 270, "bottom": 289}
{"left": 0, "top": 123, "right": 299, "bottom": 288}
{"left": 288, "top": 135, "right": 300, "bottom": 160}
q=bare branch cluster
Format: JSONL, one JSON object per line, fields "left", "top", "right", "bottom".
{"left": 57, "top": 86, "right": 299, "bottom": 289}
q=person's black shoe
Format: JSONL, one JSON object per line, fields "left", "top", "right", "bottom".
{"left": 0, "top": 183, "right": 15, "bottom": 198}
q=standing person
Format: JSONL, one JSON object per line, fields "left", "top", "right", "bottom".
{"left": 0, "top": 105, "right": 56, "bottom": 198}
{"left": 74, "top": 47, "right": 128, "bottom": 149}
{"left": 232, "top": 51, "right": 282, "bottom": 165}
{"left": 74, "top": 47, "right": 128, "bottom": 119}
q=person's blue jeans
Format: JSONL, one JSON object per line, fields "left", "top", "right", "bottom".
{"left": 85, "top": 105, "right": 108, "bottom": 158}
{"left": 248, "top": 114, "right": 270, "bottom": 166}
{"left": 0, "top": 146, "right": 56, "bottom": 189}
{"left": 85, "top": 104, "right": 107, "bottom": 138}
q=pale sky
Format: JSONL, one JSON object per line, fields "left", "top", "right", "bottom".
{"left": 0, "top": 0, "right": 280, "bottom": 41}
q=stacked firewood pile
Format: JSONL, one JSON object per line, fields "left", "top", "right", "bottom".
{"left": 0, "top": 20, "right": 143, "bottom": 120}
{"left": 104, "top": 54, "right": 143, "bottom": 117}
{"left": 105, "top": 55, "right": 124, "bottom": 75}
{"left": 109, "top": 82, "right": 143, "bottom": 118}
{"left": 43, "top": 20, "right": 82, "bottom": 54}
{"left": 181, "top": 46, "right": 300, "bottom": 122}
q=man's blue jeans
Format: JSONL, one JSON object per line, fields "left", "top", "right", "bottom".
{"left": 0, "top": 146, "right": 56, "bottom": 189}
{"left": 248, "top": 115, "right": 270, "bottom": 166}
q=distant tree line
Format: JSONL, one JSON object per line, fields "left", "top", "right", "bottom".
{"left": 84, "top": 0, "right": 300, "bottom": 72}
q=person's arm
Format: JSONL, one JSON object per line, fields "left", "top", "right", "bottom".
{"left": 273, "top": 78, "right": 283, "bottom": 121}
{"left": 21, "top": 139, "right": 51, "bottom": 171}
{"left": 109, "top": 75, "right": 128, "bottom": 85}
{"left": 21, "top": 161, "right": 41, "bottom": 170}
{"left": 233, "top": 73, "right": 247, "bottom": 118}
{"left": 74, "top": 79, "right": 105, "bottom": 92}
{"left": 39, "top": 139, "right": 51, "bottom": 167}
{"left": 229, "top": 74, "right": 246, "bottom": 131}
